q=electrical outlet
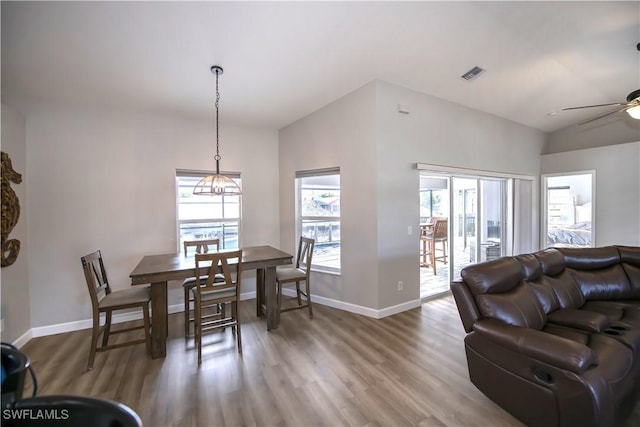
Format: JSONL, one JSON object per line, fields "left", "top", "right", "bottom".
{"left": 407, "top": 226, "right": 413, "bottom": 235}
{"left": 397, "top": 281, "right": 404, "bottom": 291}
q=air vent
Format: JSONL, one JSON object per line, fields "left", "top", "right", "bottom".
{"left": 461, "top": 66, "right": 485, "bottom": 81}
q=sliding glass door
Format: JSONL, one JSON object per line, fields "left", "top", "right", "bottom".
{"left": 420, "top": 170, "right": 520, "bottom": 299}
{"left": 450, "top": 177, "right": 506, "bottom": 281}
{"left": 451, "top": 178, "right": 476, "bottom": 281}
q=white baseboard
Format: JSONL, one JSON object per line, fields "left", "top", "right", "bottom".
{"left": 12, "top": 329, "right": 33, "bottom": 349}
{"left": 377, "top": 298, "right": 424, "bottom": 318}
{"left": 281, "top": 289, "right": 422, "bottom": 319}
{"left": 21, "top": 289, "right": 419, "bottom": 344}
{"left": 26, "top": 291, "right": 258, "bottom": 341}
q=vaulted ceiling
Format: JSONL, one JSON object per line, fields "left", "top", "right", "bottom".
{"left": 2, "top": 1, "right": 639, "bottom": 133}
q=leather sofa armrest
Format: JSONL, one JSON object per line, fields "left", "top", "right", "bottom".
{"left": 547, "top": 308, "right": 609, "bottom": 332}
{"left": 473, "top": 319, "right": 598, "bottom": 374}
{"left": 451, "top": 280, "right": 479, "bottom": 333}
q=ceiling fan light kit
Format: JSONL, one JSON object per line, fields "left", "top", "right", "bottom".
{"left": 625, "top": 89, "right": 640, "bottom": 119}
{"left": 627, "top": 105, "right": 640, "bottom": 120}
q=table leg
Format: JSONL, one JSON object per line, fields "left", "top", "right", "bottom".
{"left": 264, "top": 266, "right": 278, "bottom": 330}
{"left": 256, "top": 268, "right": 265, "bottom": 317}
{"left": 149, "top": 281, "right": 168, "bottom": 358}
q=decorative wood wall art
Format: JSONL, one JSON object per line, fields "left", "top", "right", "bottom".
{"left": 1, "top": 151, "right": 22, "bottom": 267}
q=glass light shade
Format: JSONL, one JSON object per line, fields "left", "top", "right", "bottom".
{"left": 193, "top": 173, "right": 241, "bottom": 196}
{"left": 626, "top": 105, "right": 640, "bottom": 120}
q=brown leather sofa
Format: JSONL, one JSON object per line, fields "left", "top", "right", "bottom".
{"left": 451, "top": 245, "right": 640, "bottom": 427}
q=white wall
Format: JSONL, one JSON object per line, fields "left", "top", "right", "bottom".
{"left": 5, "top": 98, "right": 280, "bottom": 329}
{"left": 541, "top": 141, "right": 640, "bottom": 246}
{"left": 0, "top": 104, "right": 31, "bottom": 343}
{"left": 279, "top": 82, "right": 380, "bottom": 312}
{"left": 279, "top": 80, "right": 546, "bottom": 315}
{"left": 545, "top": 116, "right": 640, "bottom": 154}
{"left": 375, "top": 81, "right": 546, "bottom": 309}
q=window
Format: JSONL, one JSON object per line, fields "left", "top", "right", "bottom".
{"left": 296, "top": 168, "right": 340, "bottom": 272}
{"left": 176, "top": 170, "right": 241, "bottom": 250}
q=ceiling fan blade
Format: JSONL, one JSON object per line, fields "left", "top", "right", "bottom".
{"left": 562, "top": 102, "right": 627, "bottom": 111}
{"left": 577, "top": 106, "right": 629, "bottom": 126}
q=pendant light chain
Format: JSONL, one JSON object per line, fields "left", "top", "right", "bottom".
{"left": 215, "top": 70, "right": 221, "bottom": 164}
{"left": 192, "top": 65, "right": 241, "bottom": 196}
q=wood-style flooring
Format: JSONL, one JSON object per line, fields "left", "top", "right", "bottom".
{"left": 18, "top": 296, "right": 640, "bottom": 426}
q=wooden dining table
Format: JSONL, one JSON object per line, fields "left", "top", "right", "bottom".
{"left": 130, "top": 245, "right": 293, "bottom": 358}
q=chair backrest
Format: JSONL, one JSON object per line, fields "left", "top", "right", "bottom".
{"left": 183, "top": 238, "right": 220, "bottom": 256}
{"left": 194, "top": 250, "right": 243, "bottom": 298}
{"left": 295, "top": 237, "right": 315, "bottom": 274}
{"left": 432, "top": 218, "right": 448, "bottom": 240}
{"left": 81, "top": 250, "right": 111, "bottom": 310}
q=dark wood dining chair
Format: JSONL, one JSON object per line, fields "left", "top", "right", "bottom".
{"left": 80, "top": 250, "right": 151, "bottom": 371}
{"left": 183, "top": 238, "right": 220, "bottom": 257}
{"left": 182, "top": 239, "right": 222, "bottom": 339}
{"left": 276, "top": 237, "right": 315, "bottom": 321}
{"left": 420, "top": 217, "right": 448, "bottom": 275}
{"left": 192, "top": 250, "right": 243, "bottom": 364}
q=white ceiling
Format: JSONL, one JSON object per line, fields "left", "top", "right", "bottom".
{"left": 2, "top": 1, "right": 639, "bottom": 133}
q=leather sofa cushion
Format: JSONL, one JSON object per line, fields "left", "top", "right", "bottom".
{"left": 535, "top": 248, "right": 565, "bottom": 276}
{"left": 582, "top": 301, "right": 640, "bottom": 325}
{"left": 476, "top": 284, "right": 546, "bottom": 329}
{"left": 555, "top": 246, "right": 633, "bottom": 301}
{"left": 618, "top": 246, "right": 640, "bottom": 298}
{"left": 559, "top": 246, "right": 621, "bottom": 270}
{"left": 461, "top": 257, "right": 522, "bottom": 295}
{"left": 461, "top": 257, "right": 547, "bottom": 329}
{"left": 543, "top": 273, "right": 585, "bottom": 309}
{"left": 547, "top": 308, "right": 610, "bottom": 332}
{"left": 515, "top": 254, "right": 542, "bottom": 280}
{"left": 527, "top": 280, "right": 561, "bottom": 314}
{"left": 533, "top": 248, "right": 586, "bottom": 308}
{"left": 571, "top": 265, "right": 632, "bottom": 300}
{"left": 472, "top": 319, "right": 597, "bottom": 373}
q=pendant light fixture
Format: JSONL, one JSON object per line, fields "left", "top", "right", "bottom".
{"left": 193, "top": 65, "right": 242, "bottom": 196}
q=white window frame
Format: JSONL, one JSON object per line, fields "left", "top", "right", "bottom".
{"left": 296, "top": 168, "right": 341, "bottom": 274}
{"left": 175, "top": 169, "right": 242, "bottom": 251}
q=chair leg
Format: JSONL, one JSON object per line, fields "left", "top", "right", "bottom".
{"left": 102, "top": 311, "right": 112, "bottom": 347}
{"left": 231, "top": 302, "right": 237, "bottom": 337}
{"left": 235, "top": 301, "right": 242, "bottom": 354}
{"left": 184, "top": 286, "right": 190, "bottom": 339}
{"left": 87, "top": 313, "right": 101, "bottom": 371}
{"left": 296, "top": 281, "right": 303, "bottom": 306}
{"left": 430, "top": 240, "right": 437, "bottom": 275}
{"left": 442, "top": 240, "right": 448, "bottom": 264}
{"left": 306, "top": 280, "right": 313, "bottom": 318}
{"left": 195, "top": 298, "right": 202, "bottom": 365}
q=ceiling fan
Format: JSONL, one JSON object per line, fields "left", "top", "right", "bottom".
{"left": 561, "top": 43, "right": 640, "bottom": 125}
{"left": 561, "top": 89, "right": 640, "bottom": 125}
